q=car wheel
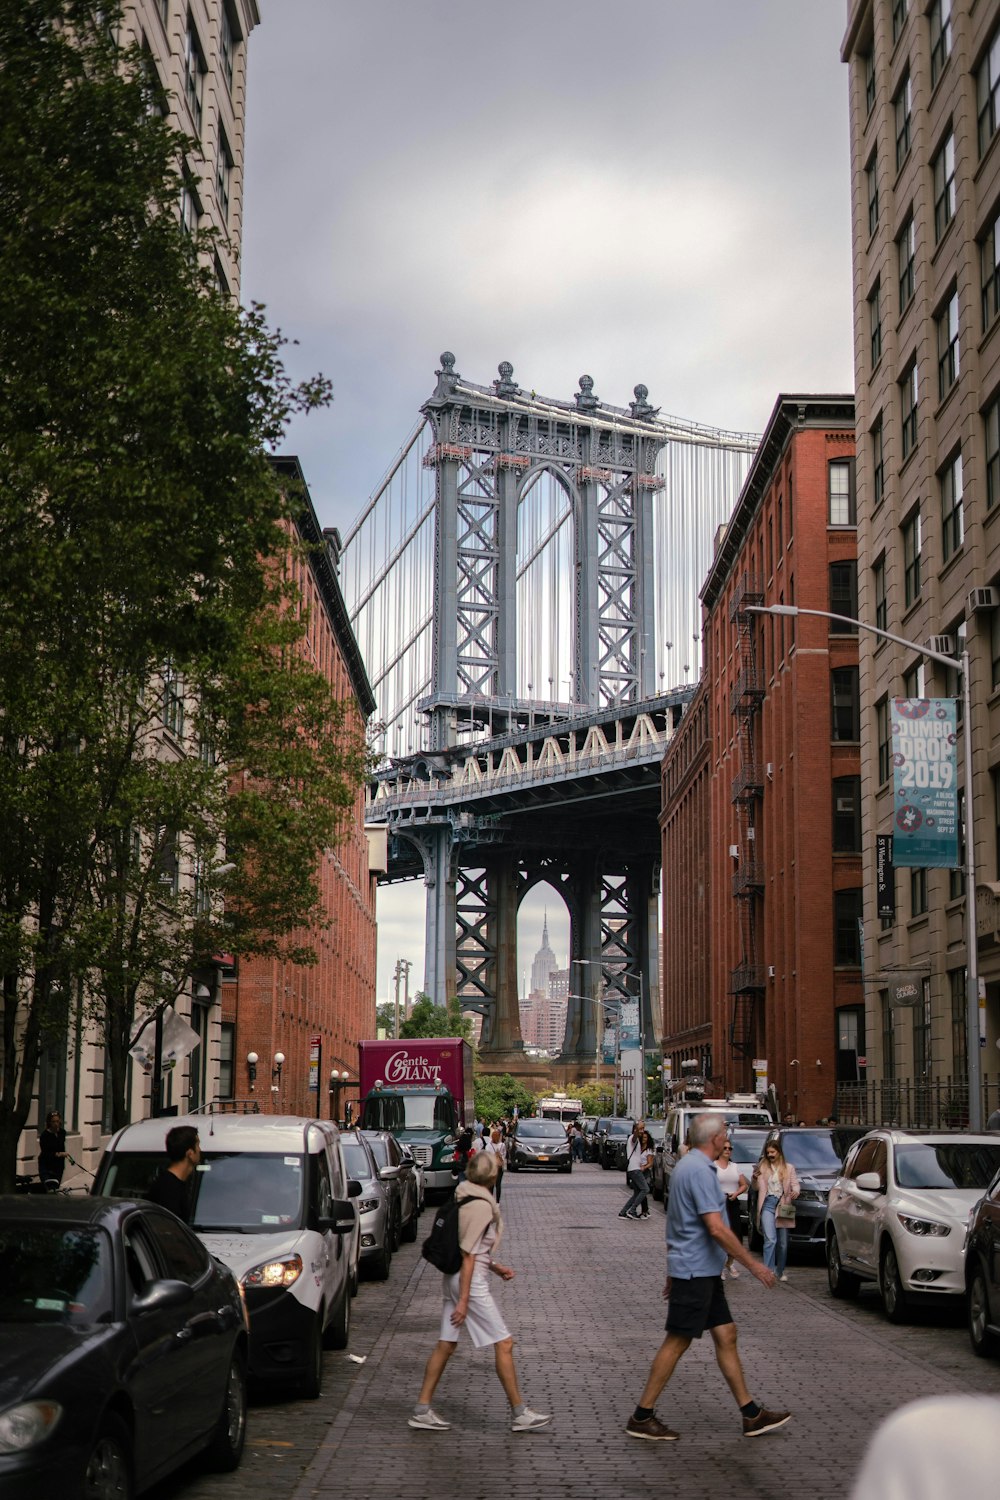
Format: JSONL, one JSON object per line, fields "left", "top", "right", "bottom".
{"left": 391, "top": 1208, "right": 402, "bottom": 1253}
{"left": 558, "top": 1160, "right": 571, "bottom": 1174}
{"left": 402, "top": 1204, "right": 418, "bottom": 1242}
{"left": 325, "top": 1284, "right": 351, "bottom": 1349}
{"left": 880, "top": 1241, "right": 909, "bottom": 1324}
{"left": 826, "top": 1229, "right": 860, "bottom": 1299}
{"left": 349, "top": 1259, "right": 359, "bottom": 1298}
{"left": 300, "top": 1313, "right": 324, "bottom": 1399}
{"left": 968, "top": 1266, "right": 999, "bottom": 1358}
{"left": 652, "top": 1178, "right": 664, "bottom": 1202}
{"left": 370, "top": 1232, "right": 392, "bottom": 1280}
{"left": 83, "top": 1414, "right": 133, "bottom": 1500}
{"left": 204, "top": 1351, "right": 247, "bottom": 1472}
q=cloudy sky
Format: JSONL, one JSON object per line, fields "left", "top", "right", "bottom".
{"left": 240, "top": 0, "right": 856, "bottom": 1006}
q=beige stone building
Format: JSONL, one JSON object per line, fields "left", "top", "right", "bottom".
{"left": 842, "top": 0, "right": 1000, "bottom": 1120}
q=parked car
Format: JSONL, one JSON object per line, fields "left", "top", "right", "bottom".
{"left": 400, "top": 1141, "right": 426, "bottom": 1212}
{"left": 507, "top": 1118, "right": 572, "bottom": 1172}
{"left": 93, "top": 1114, "right": 358, "bottom": 1399}
{"left": 660, "top": 1099, "right": 772, "bottom": 1202}
{"left": 0, "top": 1194, "right": 248, "bottom": 1499}
{"left": 341, "top": 1129, "right": 395, "bottom": 1280}
{"left": 965, "top": 1164, "right": 1000, "bottom": 1357}
{"left": 825, "top": 1129, "right": 1000, "bottom": 1322}
{"left": 600, "top": 1118, "right": 636, "bottom": 1170}
{"left": 581, "top": 1116, "right": 598, "bottom": 1159}
{"left": 362, "top": 1129, "right": 420, "bottom": 1242}
{"left": 589, "top": 1116, "right": 613, "bottom": 1163}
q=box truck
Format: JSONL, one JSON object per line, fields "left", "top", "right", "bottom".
{"left": 357, "top": 1038, "right": 474, "bottom": 1194}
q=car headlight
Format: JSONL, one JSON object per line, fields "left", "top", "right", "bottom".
{"left": 357, "top": 1197, "right": 380, "bottom": 1213}
{"left": 0, "top": 1402, "right": 62, "bottom": 1452}
{"left": 797, "top": 1189, "right": 828, "bottom": 1204}
{"left": 242, "top": 1253, "right": 303, "bottom": 1288}
{"left": 896, "top": 1214, "right": 951, "bottom": 1237}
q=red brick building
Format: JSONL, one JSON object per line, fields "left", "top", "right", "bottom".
{"left": 223, "top": 458, "right": 379, "bottom": 1117}
{"left": 660, "top": 679, "right": 713, "bottom": 1083}
{"left": 663, "top": 396, "right": 861, "bottom": 1123}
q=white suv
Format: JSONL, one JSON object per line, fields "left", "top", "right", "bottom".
{"left": 825, "top": 1129, "right": 1000, "bottom": 1323}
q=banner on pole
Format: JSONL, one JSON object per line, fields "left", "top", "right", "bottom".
{"left": 890, "top": 698, "right": 959, "bottom": 868}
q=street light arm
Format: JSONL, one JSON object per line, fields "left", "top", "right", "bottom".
{"left": 744, "top": 603, "right": 962, "bottom": 672}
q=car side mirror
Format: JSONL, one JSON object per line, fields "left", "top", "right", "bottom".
{"left": 855, "top": 1171, "right": 883, "bottom": 1193}
{"left": 347, "top": 1179, "right": 362, "bottom": 1198}
{"left": 319, "top": 1199, "right": 357, "bottom": 1234}
{"left": 378, "top": 1165, "right": 400, "bottom": 1181}
{"left": 132, "top": 1278, "right": 194, "bottom": 1315}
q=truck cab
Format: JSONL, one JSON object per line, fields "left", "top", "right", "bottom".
{"left": 358, "top": 1082, "right": 459, "bottom": 1193}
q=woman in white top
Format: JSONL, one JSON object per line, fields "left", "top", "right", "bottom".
{"left": 484, "top": 1126, "right": 506, "bottom": 1202}
{"left": 714, "top": 1139, "right": 749, "bottom": 1279}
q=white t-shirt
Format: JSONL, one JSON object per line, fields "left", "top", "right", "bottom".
{"left": 627, "top": 1135, "right": 645, "bottom": 1171}
{"left": 714, "top": 1160, "right": 742, "bottom": 1196}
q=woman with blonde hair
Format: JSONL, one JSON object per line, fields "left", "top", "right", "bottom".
{"left": 755, "top": 1138, "right": 799, "bottom": 1283}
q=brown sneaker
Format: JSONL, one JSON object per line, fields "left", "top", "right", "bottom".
{"left": 626, "top": 1412, "right": 680, "bottom": 1441}
{"left": 743, "top": 1407, "right": 791, "bottom": 1437}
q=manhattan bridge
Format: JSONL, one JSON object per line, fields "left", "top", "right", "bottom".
{"left": 341, "top": 354, "right": 757, "bottom": 1073}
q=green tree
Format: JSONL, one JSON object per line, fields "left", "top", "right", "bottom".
{"left": 399, "top": 994, "right": 473, "bottom": 1043}
{"left": 578, "top": 1081, "right": 615, "bottom": 1116}
{"left": 375, "top": 1002, "right": 396, "bottom": 1036}
{"left": 474, "top": 1073, "right": 536, "bottom": 1123}
{"left": 0, "top": 2, "right": 362, "bottom": 1169}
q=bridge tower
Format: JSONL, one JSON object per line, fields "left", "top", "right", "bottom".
{"left": 392, "top": 355, "right": 666, "bottom": 1070}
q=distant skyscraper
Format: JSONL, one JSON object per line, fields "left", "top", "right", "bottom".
{"left": 530, "top": 912, "right": 558, "bottom": 995}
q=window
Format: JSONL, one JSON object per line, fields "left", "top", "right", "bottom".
{"left": 776, "top": 494, "right": 783, "bottom": 553}
{"left": 179, "top": 181, "right": 198, "bottom": 238}
{"left": 220, "top": 4, "right": 236, "bottom": 91}
{"left": 981, "top": 210, "right": 1000, "bottom": 332}
{"left": 830, "top": 561, "right": 858, "bottom": 628}
{"left": 930, "top": 0, "right": 952, "bottom": 87}
{"left": 193, "top": 852, "right": 211, "bottom": 917}
{"left": 949, "top": 787, "right": 966, "bottom": 899}
{"left": 978, "top": 28, "right": 1000, "bottom": 157}
{"left": 865, "top": 48, "right": 876, "bottom": 116}
{"left": 933, "top": 131, "right": 955, "bottom": 241}
{"left": 903, "top": 507, "right": 922, "bottom": 606}
{"left": 219, "top": 1022, "right": 235, "bottom": 1100}
{"left": 941, "top": 451, "right": 964, "bottom": 562}
{"left": 900, "top": 362, "right": 919, "bottom": 460}
{"left": 156, "top": 828, "right": 179, "bottom": 896}
{"left": 913, "top": 977, "right": 932, "bottom": 1077}
{"left": 158, "top": 0, "right": 169, "bottom": 24}
{"left": 898, "top": 216, "right": 915, "bottom": 311}
{"left": 903, "top": 660, "right": 926, "bottom": 699}
{"left": 910, "top": 866, "right": 928, "bottom": 917}
{"left": 870, "top": 280, "right": 883, "bottom": 367}
{"left": 944, "top": 620, "right": 965, "bottom": 725}
{"left": 216, "top": 132, "right": 232, "bottom": 223}
{"left": 833, "top": 777, "right": 862, "bottom": 853}
{"left": 881, "top": 990, "right": 896, "bottom": 1080}
{"left": 950, "top": 966, "right": 967, "bottom": 1078}
{"left": 837, "top": 1006, "right": 864, "bottom": 1083}
{"left": 937, "top": 290, "right": 960, "bottom": 399}
{"left": 895, "top": 72, "right": 912, "bottom": 170}
{"left": 872, "top": 417, "right": 885, "bottom": 508}
{"left": 877, "top": 696, "right": 891, "bottom": 783}
{"left": 992, "top": 608, "right": 1000, "bottom": 691}
{"left": 834, "top": 889, "right": 863, "bottom": 966}
{"left": 161, "top": 663, "right": 184, "bottom": 736}
{"left": 987, "top": 396, "right": 1000, "bottom": 509}
{"left": 867, "top": 153, "right": 880, "bottom": 237}
{"left": 892, "top": 0, "right": 908, "bottom": 44}
{"left": 183, "top": 17, "right": 206, "bottom": 134}
{"left": 828, "top": 460, "right": 856, "bottom": 525}
{"left": 874, "top": 553, "right": 887, "bottom": 633}
{"left": 832, "top": 667, "right": 861, "bottom": 741}
{"left": 144, "top": 1214, "right": 211, "bottom": 1284}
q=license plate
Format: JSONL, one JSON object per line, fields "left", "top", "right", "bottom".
{"left": 537, "top": 1154, "right": 549, "bottom": 1161}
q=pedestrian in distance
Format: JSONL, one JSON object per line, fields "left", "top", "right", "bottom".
{"left": 755, "top": 1138, "right": 799, "bottom": 1283}
{"left": 714, "top": 1137, "right": 749, "bottom": 1279}
{"left": 625, "top": 1111, "right": 789, "bottom": 1442}
{"left": 146, "top": 1124, "right": 201, "bottom": 1223}
{"left": 484, "top": 1125, "right": 506, "bottom": 1202}
{"left": 38, "top": 1109, "right": 68, "bottom": 1188}
{"left": 409, "top": 1150, "right": 551, "bottom": 1434}
{"left": 619, "top": 1123, "right": 650, "bottom": 1220}
{"left": 638, "top": 1130, "right": 655, "bottom": 1218}
{"left": 571, "top": 1122, "right": 585, "bottom": 1161}
{"left": 452, "top": 1127, "right": 473, "bottom": 1182}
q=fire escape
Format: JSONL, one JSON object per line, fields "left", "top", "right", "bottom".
{"left": 728, "top": 575, "right": 765, "bottom": 1059}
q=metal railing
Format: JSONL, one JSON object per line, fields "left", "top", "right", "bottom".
{"left": 835, "top": 1079, "right": 1000, "bottom": 1130}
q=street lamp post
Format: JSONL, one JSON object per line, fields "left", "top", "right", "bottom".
{"left": 567, "top": 991, "right": 623, "bottom": 1104}
{"left": 746, "top": 603, "right": 982, "bottom": 1132}
{"left": 573, "top": 958, "right": 648, "bottom": 1117}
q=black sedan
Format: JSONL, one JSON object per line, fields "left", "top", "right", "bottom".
{"left": 0, "top": 1195, "right": 248, "bottom": 1499}
{"left": 966, "top": 1165, "right": 1000, "bottom": 1357}
{"left": 600, "top": 1118, "right": 636, "bottom": 1170}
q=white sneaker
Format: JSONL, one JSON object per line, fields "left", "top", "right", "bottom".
{"left": 729, "top": 1264, "right": 741, "bottom": 1278}
{"left": 720, "top": 1269, "right": 728, "bottom": 1281}
{"left": 779, "top": 1273, "right": 789, "bottom": 1283}
{"left": 511, "top": 1408, "right": 552, "bottom": 1432}
{"left": 409, "top": 1408, "right": 451, "bottom": 1430}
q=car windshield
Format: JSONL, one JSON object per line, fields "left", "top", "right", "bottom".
{"left": 518, "top": 1121, "right": 565, "bottom": 1139}
{"left": 403, "top": 1097, "right": 452, "bottom": 1130}
{"left": 193, "top": 1152, "right": 305, "bottom": 1230}
{"left": 893, "top": 1142, "right": 1000, "bottom": 1190}
{"left": 729, "top": 1130, "right": 772, "bottom": 1165}
{"left": 645, "top": 1122, "right": 665, "bottom": 1142}
{"left": 780, "top": 1134, "right": 843, "bottom": 1170}
{"left": 0, "top": 1224, "right": 112, "bottom": 1325}
{"left": 342, "top": 1143, "right": 372, "bottom": 1180}
{"left": 608, "top": 1120, "right": 634, "bottom": 1137}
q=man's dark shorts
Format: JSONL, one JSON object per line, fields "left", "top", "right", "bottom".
{"left": 665, "top": 1275, "right": 732, "bottom": 1339}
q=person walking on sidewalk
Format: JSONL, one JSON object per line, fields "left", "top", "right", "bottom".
{"left": 619, "top": 1123, "right": 650, "bottom": 1220}
{"left": 409, "top": 1150, "right": 551, "bottom": 1434}
{"left": 715, "top": 1138, "right": 749, "bottom": 1278}
{"left": 755, "top": 1139, "right": 799, "bottom": 1283}
{"left": 625, "top": 1111, "right": 790, "bottom": 1443}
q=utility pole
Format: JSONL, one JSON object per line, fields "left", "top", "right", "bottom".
{"left": 392, "top": 958, "right": 412, "bottom": 1038}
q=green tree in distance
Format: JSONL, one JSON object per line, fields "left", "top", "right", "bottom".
{"left": 473, "top": 1073, "right": 536, "bottom": 1123}
{"left": 399, "top": 994, "right": 473, "bottom": 1043}
{"left": 0, "top": 2, "right": 365, "bottom": 1169}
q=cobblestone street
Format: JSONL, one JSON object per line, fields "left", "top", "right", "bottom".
{"left": 154, "top": 1163, "right": 1000, "bottom": 1500}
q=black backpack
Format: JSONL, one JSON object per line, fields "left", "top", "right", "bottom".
{"left": 421, "top": 1195, "right": 467, "bottom": 1274}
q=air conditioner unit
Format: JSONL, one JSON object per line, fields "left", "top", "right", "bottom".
{"left": 928, "top": 634, "right": 955, "bottom": 656}
{"left": 969, "top": 586, "right": 1000, "bottom": 613}
{"left": 765, "top": 762, "right": 774, "bottom": 779}
{"left": 728, "top": 844, "right": 740, "bottom": 859}
{"left": 746, "top": 826, "right": 756, "bottom": 841}
{"left": 767, "top": 965, "right": 776, "bottom": 979}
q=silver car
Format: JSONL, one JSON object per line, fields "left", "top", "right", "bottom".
{"left": 341, "top": 1130, "right": 395, "bottom": 1280}
{"left": 362, "top": 1129, "right": 420, "bottom": 1243}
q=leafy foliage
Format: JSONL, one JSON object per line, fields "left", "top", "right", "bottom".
{"left": 473, "top": 1073, "right": 536, "bottom": 1124}
{"left": 399, "top": 994, "right": 473, "bottom": 1043}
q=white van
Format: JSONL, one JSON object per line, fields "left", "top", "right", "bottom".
{"left": 93, "top": 1114, "right": 358, "bottom": 1398}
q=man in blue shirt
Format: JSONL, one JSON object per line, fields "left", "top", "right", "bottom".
{"left": 625, "top": 1111, "right": 790, "bottom": 1442}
